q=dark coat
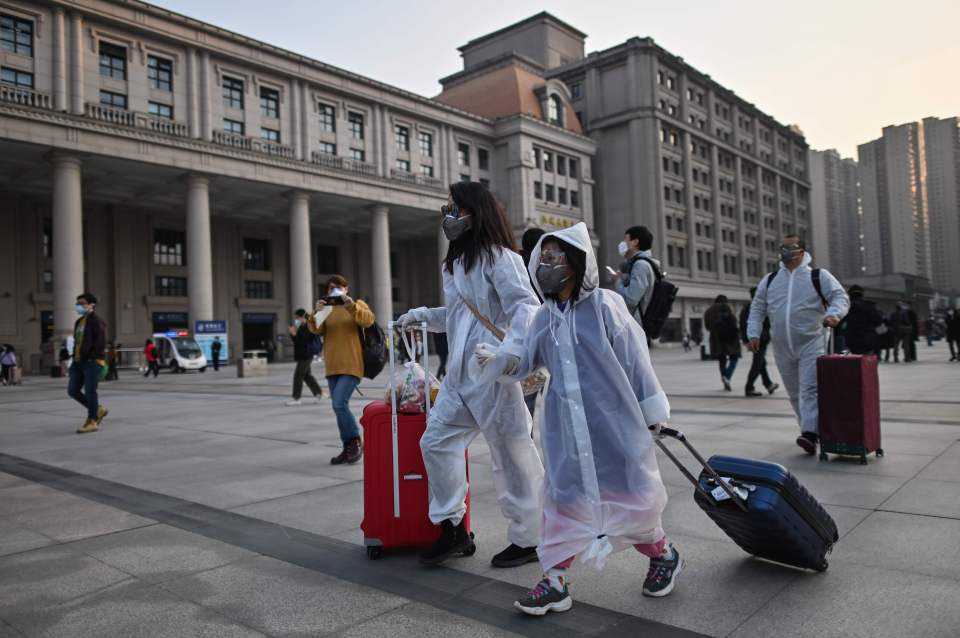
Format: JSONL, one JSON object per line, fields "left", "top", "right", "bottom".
{"left": 73, "top": 312, "right": 106, "bottom": 362}
{"left": 893, "top": 308, "right": 919, "bottom": 340}
{"left": 844, "top": 298, "right": 883, "bottom": 354}
{"left": 946, "top": 312, "right": 960, "bottom": 340}
{"left": 740, "top": 303, "right": 770, "bottom": 347}
{"left": 705, "top": 302, "right": 741, "bottom": 357}
{"left": 292, "top": 323, "right": 314, "bottom": 361}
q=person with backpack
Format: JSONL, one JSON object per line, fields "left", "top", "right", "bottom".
{"left": 747, "top": 235, "right": 849, "bottom": 455}
{"left": 286, "top": 308, "right": 324, "bottom": 407}
{"left": 892, "top": 301, "right": 919, "bottom": 362}
{"left": 704, "top": 295, "right": 741, "bottom": 391}
{"left": 307, "top": 275, "right": 375, "bottom": 464}
{"left": 610, "top": 226, "right": 677, "bottom": 345}
{"left": 398, "top": 181, "right": 544, "bottom": 570}
{"left": 843, "top": 285, "right": 883, "bottom": 355}
{"left": 739, "top": 288, "right": 778, "bottom": 397}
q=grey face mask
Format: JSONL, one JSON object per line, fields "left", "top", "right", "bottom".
{"left": 780, "top": 247, "right": 801, "bottom": 263}
{"left": 536, "top": 264, "right": 572, "bottom": 296}
{"left": 442, "top": 214, "right": 472, "bottom": 242}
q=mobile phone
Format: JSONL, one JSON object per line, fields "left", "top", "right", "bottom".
{"left": 322, "top": 295, "right": 345, "bottom": 306}
{"left": 605, "top": 266, "right": 618, "bottom": 277}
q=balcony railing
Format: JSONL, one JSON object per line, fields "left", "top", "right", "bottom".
{"left": 390, "top": 168, "right": 444, "bottom": 190}
{"left": 85, "top": 103, "right": 136, "bottom": 127}
{"left": 251, "top": 138, "right": 294, "bottom": 159}
{"left": 311, "top": 151, "right": 378, "bottom": 177}
{"left": 84, "top": 103, "right": 190, "bottom": 138}
{"left": 212, "top": 129, "right": 252, "bottom": 150}
{"left": 140, "top": 115, "right": 189, "bottom": 138}
{"left": 0, "top": 85, "right": 52, "bottom": 109}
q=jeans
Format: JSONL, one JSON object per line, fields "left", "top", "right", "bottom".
{"left": 68, "top": 361, "right": 102, "bottom": 420}
{"left": 718, "top": 354, "right": 740, "bottom": 380}
{"left": 745, "top": 345, "right": 773, "bottom": 390}
{"left": 327, "top": 374, "right": 361, "bottom": 442}
{"left": 292, "top": 359, "right": 323, "bottom": 400}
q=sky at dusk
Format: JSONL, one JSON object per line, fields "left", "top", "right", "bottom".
{"left": 152, "top": 0, "right": 960, "bottom": 158}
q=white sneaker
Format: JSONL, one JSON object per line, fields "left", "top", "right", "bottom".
{"left": 285, "top": 399, "right": 302, "bottom": 407}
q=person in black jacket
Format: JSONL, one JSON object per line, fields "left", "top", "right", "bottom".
{"left": 945, "top": 308, "right": 960, "bottom": 362}
{"left": 893, "top": 301, "right": 919, "bottom": 362}
{"left": 286, "top": 308, "right": 324, "bottom": 406}
{"left": 843, "top": 286, "right": 883, "bottom": 355}
{"left": 740, "top": 287, "right": 779, "bottom": 397}
{"left": 69, "top": 292, "right": 109, "bottom": 434}
{"left": 210, "top": 337, "right": 222, "bottom": 371}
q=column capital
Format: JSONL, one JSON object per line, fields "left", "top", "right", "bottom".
{"left": 46, "top": 151, "right": 82, "bottom": 169}
{"left": 287, "top": 190, "right": 310, "bottom": 204}
{"left": 367, "top": 203, "right": 390, "bottom": 216}
{"left": 183, "top": 173, "right": 211, "bottom": 188}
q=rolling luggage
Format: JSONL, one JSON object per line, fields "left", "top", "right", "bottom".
{"left": 654, "top": 425, "right": 838, "bottom": 571}
{"left": 817, "top": 348, "right": 882, "bottom": 464}
{"left": 360, "top": 320, "right": 473, "bottom": 559}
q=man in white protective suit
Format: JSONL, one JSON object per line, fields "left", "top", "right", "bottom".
{"left": 398, "top": 181, "right": 545, "bottom": 568}
{"left": 747, "top": 235, "right": 849, "bottom": 455}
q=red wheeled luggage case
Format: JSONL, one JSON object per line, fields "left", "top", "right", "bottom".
{"left": 816, "top": 345, "right": 883, "bottom": 464}
{"left": 360, "top": 321, "right": 473, "bottom": 559}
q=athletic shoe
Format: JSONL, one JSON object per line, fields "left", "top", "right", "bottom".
{"left": 76, "top": 419, "right": 99, "bottom": 434}
{"left": 95, "top": 405, "right": 108, "bottom": 425}
{"left": 744, "top": 388, "right": 762, "bottom": 397}
{"left": 642, "top": 544, "right": 683, "bottom": 597}
{"left": 491, "top": 543, "right": 539, "bottom": 568}
{"left": 766, "top": 382, "right": 780, "bottom": 395}
{"left": 722, "top": 377, "right": 732, "bottom": 392}
{"left": 796, "top": 432, "right": 818, "bottom": 455}
{"left": 285, "top": 399, "right": 302, "bottom": 406}
{"left": 514, "top": 577, "right": 572, "bottom": 616}
{"left": 419, "top": 519, "right": 473, "bottom": 566}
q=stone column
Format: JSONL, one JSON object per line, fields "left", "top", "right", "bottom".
{"left": 290, "top": 81, "right": 302, "bottom": 160}
{"left": 52, "top": 8, "right": 67, "bottom": 111}
{"left": 199, "top": 51, "right": 212, "bottom": 142}
{"left": 369, "top": 204, "right": 393, "bottom": 327}
{"left": 186, "top": 47, "right": 200, "bottom": 138}
{"left": 299, "top": 79, "right": 310, "bottom": 161}
{"left": 51, "top": 154, "right": 84, "bottom": 339}
{"left": 288, "top": 192, "right": 312, "bottom": 315}
{"left": 186, "top": 175, "right": 214, "bottom": 324}
{"left": 69, "top": 12, "right": 83, "bottom": 115}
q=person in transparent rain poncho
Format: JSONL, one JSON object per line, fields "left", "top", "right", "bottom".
{"left": 475, "top": 222, "right": 683, "bottom": 616}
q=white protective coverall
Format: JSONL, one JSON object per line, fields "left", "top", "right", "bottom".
{"left": 401, "top": 246, "right": 545, "bottom": 548}
{"left": 747, "top": 252, "right": 849, "bottom": 434}
{"left": 503, "top": 223, "right": 670, "bottom": 571}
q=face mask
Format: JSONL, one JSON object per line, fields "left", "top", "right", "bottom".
{"left": 536, "top": 264, "right": 572, "bottom": 296}
{"left": 617, "top": 241, "right": 629, "bottom": 258}
{"left": 75, "top": 304, "right": 87, "bottom": 315}
{"left": 328, "top": 287, "right": 344, "bottom": 297}
{"left": 780, "top": 247, "right": 801, "bottom": 263}
{"left": 442, "top": 214, "right": 472, "bottom": 242}
{"left": 294, "top": 319, "right": 303, "bottom": 327}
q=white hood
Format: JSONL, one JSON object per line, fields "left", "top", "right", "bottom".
{"left": 527, "top": 222, "right": 598, "bottom": 304}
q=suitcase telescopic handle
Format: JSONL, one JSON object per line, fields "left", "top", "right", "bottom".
{"left": 649, "top": 425, "right": 749, "bottom": 512}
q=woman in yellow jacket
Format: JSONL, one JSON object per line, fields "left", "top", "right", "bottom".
{"left": 308, "top": 274, "right": 376, "bottom": 464}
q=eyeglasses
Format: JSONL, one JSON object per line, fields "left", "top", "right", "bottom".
{"left": 539, "top": 249, "right": 568, "bottom": 266}
{"left": 780, "top": 244, "right": 802, "bottom": 251}
{"left": 440, "top": 203, "right": 459, "bottom": 218}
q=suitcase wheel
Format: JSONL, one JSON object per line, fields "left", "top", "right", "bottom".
{"left": 860, "top": 455, "right": 868, "bottom": 465}
{"left": 815, "top": 559, "right": 829, "bottom": 572}
{"left": 876, "top": 448, "right": 884, "bottom": 458}
{"left": 366, "top": 546, "right": 384, "bottom": 560}
{"left": 818, "top": 451, "right": 828, "bottom": 462}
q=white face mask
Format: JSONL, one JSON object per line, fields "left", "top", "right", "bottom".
{"left": 328, "top": 287, "right": 345, "bottom": 297}
{"left": 294, "top": 319, "right": 303, "bottom": 327}
{"left": 617, "top": 241, "right": 629, "bottom": 258}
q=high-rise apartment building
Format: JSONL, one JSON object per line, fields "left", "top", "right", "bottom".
{"left": 809, "top": 149, "right": 861, "bottom": 280}
{"left": 922, "top": 116, "right": 960, "bottom": 295}
{"left": 858, "top": 123, "right": 931, "bottom": 281}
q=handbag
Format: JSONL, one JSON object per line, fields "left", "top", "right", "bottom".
{"left": 462, "top": 299, "right": 546, "bottom": 397}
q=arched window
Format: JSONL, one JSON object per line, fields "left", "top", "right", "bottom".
{"left": 548, "top": 94, "right": 563, "bottom": 126}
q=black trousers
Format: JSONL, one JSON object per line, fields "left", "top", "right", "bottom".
{"left": 292, "top": 359, "right": 323, "bottom": 399}
{"left": 745, "top": 345, "right": 773, "bottom": 390}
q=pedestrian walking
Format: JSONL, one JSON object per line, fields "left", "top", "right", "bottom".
{"left": 747, "top": 235, "right": 849, "bottom": 455}
{"left": 925, "top": 315, "right": 935, "bottom": 347}
{"left": 211, "top": 336, "right": 222, "bottom": 371}
{"left": 143, "top": 339, "right": 160, "bottom": 377}
{"left": 306, "top": 275, "right": 375, "bottom": 465}
{"left": 286, "top": 308, "right": 324, "bottom": 406}
{"left": 945, "top": 308, "right": 960, "bottom": 361}
{"left": 893, "top": 301, "right": 918, "bottom": 362}
{"left": 739, "top": 288, "right": 778, "bottom": 397}
{"left": 0, "top": 345, "right": 17, "bottom": 385}
{"left": 704, "top": 295, "right": 741, "bottom": 391}
{"left": 682, "top": 332, "right": 691, "bottom": 352}
{"left": 610, "top": 225, "right": 660, "bottom": 344}
{"left": 843, "top": 285, "right": 883, "bottom": 355}
{"left": 68, "top": 293, "right": 109, "bottom": 434}
{"left": 483, "top": 223, "right": 680, "bottom": 616}
{"left": 398, "top": 181, "right": 544, "bottom": 569}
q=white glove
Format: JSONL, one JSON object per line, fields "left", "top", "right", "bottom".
{"left": 501, "top": 354, "right": 520, "bottom": 376}
{"left": 398, "top": 308, "right": 424, "bottom": 330}
{"left": 474, "top": 343, "right": 497, "bottom": 368}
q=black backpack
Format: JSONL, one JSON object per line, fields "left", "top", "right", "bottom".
{"left": 716, "top": 310, "right": 739, "bottom": 343}
{"left": 765, "top": 268, "right": 828, "bottom": 309}
{"left": 308, "top": 334, "right": 323, "bottom": 357}
{"left": 631, "top": 256, "right": 678, "bottom": 340}
{"left": 358, "top": 324, "right": 388, "bottom": 379}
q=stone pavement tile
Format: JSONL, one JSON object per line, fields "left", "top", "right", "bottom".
{"left": 0, "top": 619, "right": 24, "bottom": 637}
{"left": 150, "top": 468, "right": 351, "bottom": 510}
{"left": 770, "top": 467, "right": 907, "bottom": 509}
{"left": 332, "top": 602, "right": 521, "bottom": 638}
{"left": 68, "top": 523, "right": 257, "bottom": 584}
{"left": 880, "top": 478, "right": 960, "bottom": 518}
{"left": 0, "top": 473, "right": 31, "bottom": 490}
{"left": 0, "top": 519, "right": 54, "bottom": 557}
{"left": 831, "top": 510, "right": 960, "bottom": 581}
{"left": 766, "top": 448, "right": 936, "bottom": 479}
{"left": 917, "top": 441, "right": 960, "bottom": 482}
{"left": 881, "top": 421, "right": 960, "bottom": 439}
{"left": 228, "top": 480, "right": 365, "bottom": 537}
{"left": 728, "top": 562, "right": 960, "bottom": 638}
{"left": 159, "top": 554, "right": 408, "bottom": 637}
{"left": 6, "top": 578, "right": 266, "bottom": 638}
{"left": 861, "top": 433, "right": 952, "bottom": 457}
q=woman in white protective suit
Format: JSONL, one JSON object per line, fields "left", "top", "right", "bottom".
{"left": 477, "top": 222, "right": 682, "bottom": 616}
{"left": 398, "top": 181, "right": 545, "bottom": 568}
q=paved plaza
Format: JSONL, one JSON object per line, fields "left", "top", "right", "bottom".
{"left": 1, "top": 344, "right": 959, "bottom": 637}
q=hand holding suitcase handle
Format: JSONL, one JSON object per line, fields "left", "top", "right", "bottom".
{"left": 648, "top": 424, "right": 749, "bottom": 512}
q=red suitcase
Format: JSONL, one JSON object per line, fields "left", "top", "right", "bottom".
{"left": 816, "top": 349, "right": 883, "bottom": 464}
{"left": 359, "top": 321, "right": 473, "bottom": 559}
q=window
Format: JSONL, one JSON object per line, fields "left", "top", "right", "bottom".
{"left": 677, "top": 246, "right": 686, "bottom": 268}
{"left": 395, "top": 159, "right": 411, "bottom": 173}
{"left": 348, "top": 112, "right": 364, "bottom": 140}
{"left": 316, "top": 245, "right": 339, "bottom": 273}
{"left": 42, "top": 270, "right": 52, "bottom": 293}
{"left": 667, "top": 245, "right": 675, "bottom": 267}
{"left": 534, "top": 181, "right": 542, "bottom": 199}
{"left": 478, "top": 148, "right": 489, "bottom": 171}
{"left": 223, "top": 119, "right": 244, "bottom": 135}
{"left": 148, "top": 101, "right": 172, "bottom": 119}
{"left": 155, "top": 276, "right": 187, "bottom": 297}
{"left": 222, "top": 77, "right": 244, "bottom": 109}
{"left": 147, "top": 56, "right": 172, "bottom": 91}
{"left": 350, "top": 148, "right": 365, "bottom": 162}
{"left": 570, "top": 82, "right": 582, "bottom": 99}
{"left": 657, "top": 71, "right": 664, "bottom": 85}
{"left": 534, "top": 148, "right": 542, "bottom": 168}
{"left": 420, "top": 164, "right": 434, "bottom": 177}
{"left": 570, "top": 190, "right": 579, "bottom": 208}
{"left": 244, "top": 280, "right": 272, "bottom": 299}
{"left": 458, "top": 143, "right": 470, "bottom": 166}
{"left": 418, "top": 131, "right": 433, "bottom": 157}
{"left": 153, "top": 229, "right": 185, "bottom": 266}
{"left": 548, "top": 94, "right": 563, "bottom": 125}
{"left": 545, "top": 184, "right": 555, "bottom": 202}
{"left": 460, "top": 174, "right": 470, "bottom": 182}
{"left": 318, "top": 104, "right": 336, "bottom": 132}
{"left": 99, "top": 42, "right": 126, "bottom": 80}
{"left": 99, "top": 90, "right": 127, "bottom": 109}
{"left": 318, "top": 142, "right": 336, "bottom": 156}
{"left": 260, "top": 87, "right": 279, "bottom": 119}
{"left": 42, "top": 220, "right": 52, "bottom": 258}
{"left": 558, "top": 188, "right": 567, "bottom": 205}
{"left": 557, "top": 156, "right": 566, "bottom": 176}
{"left": 242, "top": 238, "right": 270, "bottom": 270}
{"left": 568, "top": 159, "right": 578, "bottom": 178}
{"left": 543, "top": 151, "right": 553, "bottom": 172}
{"left": 0, "top": 67, "right": 32, "bottom": 88}
{"left": 667, "top": 76, "right": 675, "bottom": 90}
{"left": 395, "top": 125, "right": 410, "bottom": 152}
{"left": 1, "top": 14, "right": 32, "bottom": 57}
{"left": 261, "top": 128, "right": 280, "bottom": 143}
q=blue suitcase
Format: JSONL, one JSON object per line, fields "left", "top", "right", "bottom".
{"left": 653, "top": 426, "right": 838, "bottom": 571}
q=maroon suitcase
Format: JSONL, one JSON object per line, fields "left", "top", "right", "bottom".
{"left": 816, "top": 352, "right": 883, "bottom": 464}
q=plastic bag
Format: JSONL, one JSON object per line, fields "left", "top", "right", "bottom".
{"left": 385, "top": 360, "right": 440, "bottom": 413}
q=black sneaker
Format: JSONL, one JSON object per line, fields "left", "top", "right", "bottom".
{"left": 491, "top": 543, "right": 538, "bottom": 568}
{"left": 722, "top": 377, "right": 732, "bottom": 392}
{"left": 514, "top": 577, "right": 572, "bottom": 616}
{"left": 766, "top": 382, "right": 780, "bottom": 395}
{"left": 419, "top": 519, "right": 473, "bottom": 566}
{"left": 744, "top": 388, "right": 762, "bottom": 397}
{"left": 642, "top": 544, "right": 683, "bottom": 597}
{"left": 796, "top": 432, "right": 818, "bottom": 455}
